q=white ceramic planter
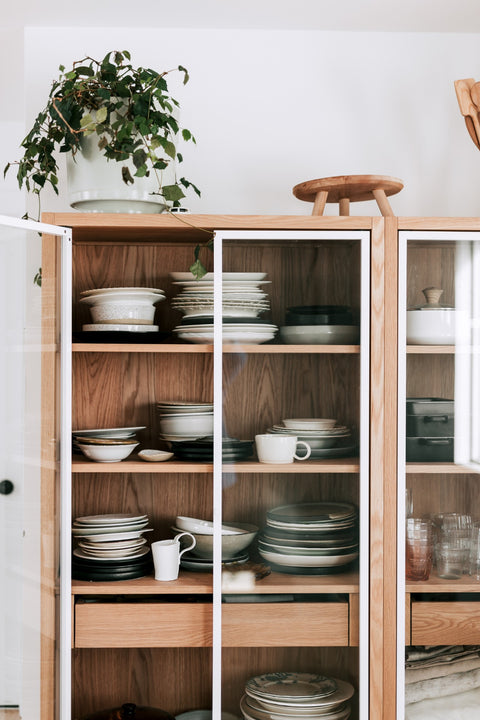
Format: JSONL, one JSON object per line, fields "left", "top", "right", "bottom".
{"left": 66, "top": 132, "right": 176, "bottom": 214}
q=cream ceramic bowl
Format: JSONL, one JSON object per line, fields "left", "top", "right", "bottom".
{"left": 159, "top": 412, "right": 214, "bottom": 437}
{"left": 280, "top": 325, "right": 360, "bottom": 345}
{"left": 282, "top": 418, "right": 337, "bottom": 430}
{"left": 172, "top": 522, "right": 258, "bottom": 559}
{"left": 80, "top": 290, "right": 165, "bottom": 325}
{"left": 406, "top": 308, "right": 456, "bottom": 345}
{"left": 77, "top": 442, "right": 139, "bottom": 462}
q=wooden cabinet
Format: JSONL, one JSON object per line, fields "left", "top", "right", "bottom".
{"left": 41, "top": 214, "right": 387, "bottom": 720}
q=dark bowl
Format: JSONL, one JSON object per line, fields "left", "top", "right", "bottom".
{"left": 285, "top": 305, "right": 354, "bottom": 326}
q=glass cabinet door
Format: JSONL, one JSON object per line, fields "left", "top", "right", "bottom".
{"left": 213, "top": 230, "right": 371, "bottom": 720}
{"left": 397, "top": 230, "right": 480, "bottom": 720}
{"left": 0, "top": 215, "right": 71, "bottom": 720}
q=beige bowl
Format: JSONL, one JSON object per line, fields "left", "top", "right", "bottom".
{"left": 172, "top": 522, "right": 258, "bottom": 560}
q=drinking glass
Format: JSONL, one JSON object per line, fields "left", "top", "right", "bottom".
{"left": 405, "top": 518, "right": 433, "bottom": 581}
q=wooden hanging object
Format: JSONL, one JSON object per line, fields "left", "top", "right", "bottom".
{"left": 454, "top": 78, "right": 480, "bottom": 150}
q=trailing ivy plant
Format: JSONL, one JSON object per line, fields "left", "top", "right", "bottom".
{"left": 4, "top": 50, "right": 200, "bottom": 213}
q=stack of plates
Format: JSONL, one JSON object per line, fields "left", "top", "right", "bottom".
{"left": 170, "top": 437, "right": 254, "bottom": 461}
{"left": 169, "top": 271, "right": 278, "bottom": 344}
{"left": 157, "top": 402, "right": 214, "bottom": 442}
{"left": 80, "top": 286, "right": 166, "bottom": 333}
{"left": 170, "top": 272, "right": 271, "bottom": 319}
{"left": 72, "top": 513, "right": 153, "bottom": 581}
{"left": 266, "top": 418, "right": 355, "bottom": 459}
{"left": 258, "top": 503, "right": 359, "bottom": 574}
{"left": 241, "top": 672, "right": 354, "bottom": 720}
{"left": 72, "top": 426, "right": 146, "bottom": 462}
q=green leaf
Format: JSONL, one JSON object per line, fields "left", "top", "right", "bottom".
{"left": 178, "top": 65, "right": 190, "bottom": 85}
{"left": 96, "top": 107, "right": 108, "bottom": 124}
{"left": 162, "top": 184, "right": 185, "bottom": 202}
{"left": 163, "top": 140, "right": 176, "bottom": 159}
{"left": 189, "top": 258, "right": 208, "bottom": 280}
{"left": 80, "top": 113, "right": 94, "bottom": 128}
{"left": 181, "top": 129, "right": 192, "bottom": 142}
{"left": 122, "top": 166, "right": 134, "bottom": 185}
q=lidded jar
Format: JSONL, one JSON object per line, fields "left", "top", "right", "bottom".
{"left": 406, "top": 287, "right": 457, "bottom": 345}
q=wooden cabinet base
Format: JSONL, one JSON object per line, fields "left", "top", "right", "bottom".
{"left": 411, "top": 601, "right": 480, "bottom": 645}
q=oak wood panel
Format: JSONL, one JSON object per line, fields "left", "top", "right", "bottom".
{"left": 72, "top": 571, "right": 359, "bottom": 596}
{"left": 411, "top": 601, "right": 480, "bottom": 645}
{"left": 406, "top": 354, "right": 454, "bottom": 400}
{"left": 75, "top": 602, "right": 212, "bottom": 647}
{"left": 349, "top": 593, "right": 359, "bottom": 647}
{"left": 73, "top": 343, "right": 360, "bottom": 354}
{"left": 221, "top": 647, "right": 359, "bottom": 719}
{"left": 221, "top": 603, "right": 349, "bottom": 646}
{"left": 223, "top": 354, "right": 360, "bottom": 442}
{"left": 72, "top": 648, "right": 212, "bottom": 719}
{"left": 222, "top": 460, "right": 360, "bottom": 473}
{"left": 72, "top": 458, "right": 214, "bottom": 473}
{"left": 40, "top": 225, "right": 60, "bottom": 720}
{"left": 399, "top": 217, "right": 480, "bottom": 231}
{"left": 406, "top": 244, "right": 456, "bottom": 310}
{"left": 407, "top": 473, "right": 480, "bottom": 520}
{"left": 382, "top": 216, "right": 398, "bottom": 720}
{"left": 405, "top": 593, "right": 411, "bottom": 645}
{"left": 406, "top": 569, "right": 480, "bottom": 591}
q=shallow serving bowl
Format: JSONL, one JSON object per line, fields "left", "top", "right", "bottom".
{"left": 80, "top": 290, "right": 165, "bottom": 325}
{"left": 77, "top": 442, "right": 139, "bottom": 463}
{"left": 279, "top": 325, "right": 360, "bottom": 345}
{"left": 159, "top": 413, "right": 214, "bottom": 436}
{"left": 173, "top": 522, "right": 258, "bottom": 559}
{"left": 282, "top": 418, "right": 337, "bottom": 430}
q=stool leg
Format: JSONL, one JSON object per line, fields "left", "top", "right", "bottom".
{"left": 339, "top": 198, "right": 350, "bottom": 216}
{"left": 312, "top": 190, "right": 328, "bottom": 216}
{"left": 372, "top": 188, "right": 394, "bottom": 216}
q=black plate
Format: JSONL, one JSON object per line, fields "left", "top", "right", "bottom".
{"left": 266, "top": 561, "right": 357, "bottom": 575}
{"left": 73, "top": 331, "right": 171, "bottom": 344}
{"left": 72, "top": 565, "right": 153, "bottom": 581}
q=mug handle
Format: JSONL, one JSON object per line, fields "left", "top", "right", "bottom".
{"left": 174, "top": 532, "right": 197, "bottom": 557}
{"left": 294, "top": 440, "right": 311, "bottom": 461}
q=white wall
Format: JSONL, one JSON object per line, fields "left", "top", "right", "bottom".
{"left": 22, "top": 26, "right": 480, "bottom": 218}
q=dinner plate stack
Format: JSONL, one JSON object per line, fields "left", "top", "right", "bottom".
{"left": 72, "top": 513, "right": 153, "bottom": 581}
{"left": 72, "top": 426, "right": 146, "bottom": 462}
{"left": 170, "top": 437, "right": 254, "bottom": 461}
{"left": 266, "top": 418, "right": 355, "bottom": 459}
{"left": 169, "top": 272, "right": 278, "bottom": 344}
{"left": 157, "top": 401, "right": 214, "bottom": 442}
{"left": 258, "top": 502, "right": 359, "bottom": 575}
{"left": 80, "top": 286, "right": 166, "bottom": 333}
{"left": 241, "top": 672, "right": 354, "bottom": 720}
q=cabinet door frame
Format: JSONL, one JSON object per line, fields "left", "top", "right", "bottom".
{"left": 396, "top": 229, "right": 480, "bottom": 719}
{"left": 212, "top": 229, "right": 371, "bottom": 720}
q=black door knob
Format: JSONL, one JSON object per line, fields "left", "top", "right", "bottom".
{"left": 0, "top": 479, "right": 14, "bottom": 495}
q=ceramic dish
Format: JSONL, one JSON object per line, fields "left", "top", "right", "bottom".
{"left": 175, "top": 516, "right": 253, "bottom": 535}
{"left": 245, "top": 673, "right": 337, "bottom": 700}
{"left": 240, "top": 696, "right": 351, "bottom": 720}
{"left": 279, "top": 326, "right": 359, "bottom": 345}
{"left": 77, "top": 442, "right": 139, "bottom": 462}
{"left": 75, "top": 513, "right": 148, "bottom": 525}
{"left": 173, "top": 523, "right": 258, "bottom": 559}
{"left": 72, "top": 521, "right": 150, "bottom": 534}
{"left": 267, "top": 503, "right": 357, "bottom": 524}
{"left": 138, "top": 449, "right": 174, "bottom": 462}
{"left": 258, "top": 549, "right": 358, "bottom": 567}
{"left": 80, "top": 287, "right": 165, "bottom": 296}
{"left": 245, "top": 681, "right": 354, "bottom": 711}
{"left": 73, "top": 547, "right": 150, "bottom": 561}
{"left": 74, "top": 436, "right": 139, "bottom": 446}
{"left": 82, "top": 323, "right": 160, "bottom": 332}
{"left": 282, "top": 419, "right": 337, "bottom": 430}
{"left": 170, "top": 272, "right": 267, "bottom": 282}
{"left": 72, "top": 426, "right": 145, "bottom": 439}
{"left": 176, "top": 709, "right": 241, "bottom": 720}
{"left": 71, "top": 529, "right": 153, "bottom": 542}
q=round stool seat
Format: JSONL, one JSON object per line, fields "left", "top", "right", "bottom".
{"left": 292, "top": 174, "right": 403, "bottom": 216}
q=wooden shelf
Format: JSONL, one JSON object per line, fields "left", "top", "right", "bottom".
{"left": 72, "top": 342, "right": 360, "bottom": 354}
{"left": 406, "top": 462, "right": 480, "bottom": 474}
{"left": 406, "top": 572, "right": 480, "bottom": 593}
{"left": 407, "top": 345, "right": 455, "bottom": 354}
{"left": 72, "top": 457, "right": 360, "bottom": 474}
{"left": 71, "top": 569, "right": 359, "bottom": 596}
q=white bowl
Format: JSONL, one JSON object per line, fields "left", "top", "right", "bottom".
{"left": 173, "top": 522, "right": 258, "bottom": 559}
{"left": 406, "top": 309, "right": 456, "bottom": 345}
{"left": 138, "top": 449, "right": 173, "bottom": 462}
{"left": 77, "top": 442, "right": 139, "bottom": 462}
{"left": 80, "top": 291, "right": 165, "bottom": 325}
{"left": 159, "top": 413, "right": 214, "bottom": 436}
{"left": 282, "top": 418, "right": 337, "bottom": 430}
{"left": 279, "top": 325, "right": 360, "bottom": 345}
{"left": 175, "top": 516, "right": 250, "bottom": 535}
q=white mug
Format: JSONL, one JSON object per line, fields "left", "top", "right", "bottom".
{"left": 255, "top": 434, "right": 311, "bottom": 464}
{"left": 151, "top": 532, "right": 196, "bottom": 581}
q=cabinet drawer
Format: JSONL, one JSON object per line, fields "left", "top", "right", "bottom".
{"left": 411, "top": 602, "right": 480, "bottom": 645}
{"left": 75, "top": 601, "right": 212, "bottom": 648}
{"left": 222, "top": 602, "right": 349, "bottom": 647}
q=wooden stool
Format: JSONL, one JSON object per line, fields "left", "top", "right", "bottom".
{"left": 292, "top": 174, "right": 404, "bottom": 216}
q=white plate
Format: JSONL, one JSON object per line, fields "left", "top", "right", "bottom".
{"left": 82, "top": 324, "right": 160, "bottom": 332}
{"left": 279, "top": 326, "right": 359, "bottom": 345}
{"left": 258, "top": 549, "right": 358, "bottom": 567}
{"left": 240, "top": 696, "right": 351, "bottom": 720}
{"left": 70, "top": 529, "right": 153, "bottom": 542}
{"left": 72, "top": 426, "right": 146, "bottom": 439}
{"left": 175, "top": 333, "right": 276, "bottom": 344}
{"left": 72, "top": 522, "right": 150, "bottom": 535}
{"left": 81, "top": 287, "right": 165, "bottom": 296}
{"left": 282, "top": 419, "right": 337, "bottom": 430}
{"left": 78, "top": 537, "right": 147, "bottom": 550}
{"left": 74, "top": 513, "right": 148, "bottom": 525}
{"left": 245, "top": 680, "right": 354, "bottom": 711}
{"left": 245, "top": 673, "right": 337, "bottom": 701}
{"left": 170, "top": 272, "right": 266, "bottom": 282}
{"left": 267, "top": 503, "right": 356, "bottom": 523}
{"left": 73, "top": 547, "right": 150, "bottom": 561}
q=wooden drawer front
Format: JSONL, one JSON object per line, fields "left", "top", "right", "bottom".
{"left": 222, "top": 603, "right": 349, "bottom": 647}
{"left": 412, "top": 602, "right": 480, "bottom": 645}
{"left": 75, "top": 602, "right": 212, "bottom": 648}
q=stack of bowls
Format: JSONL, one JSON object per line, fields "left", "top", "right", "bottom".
{"left": 157, "top": 401, "right": 214, "bottom": 442}
{"left": 172, "top": 515, "right": 258, "bottom": 571}
{"left": 241, "top": 672, "right": 354, "bottom": 720}
{"left": 257, "top": 502, "right": 359, "bottom": 574}
{"left": 73, "top": 426, "right": 145, "bottom": 462}
{"left": 266, "top": 418, "right": 354, "bottom": 459}
{"left": 80, "top": 286, "right": 166, "bottom": 333}
{"left": 169, "top": 271, "right": 278, "bottom": 344}
{"left": 279, "top": 305, "right": 359, "bottom": 345}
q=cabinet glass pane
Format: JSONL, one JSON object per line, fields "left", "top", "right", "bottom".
{"left": 215, "top": 231, "right": 370, "bottom": 720}
{"left": 0, "top": 217, "right": 70, "bottom": 720}
{"left": 398, "top": 231, "right": 480, "bottom": 720}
